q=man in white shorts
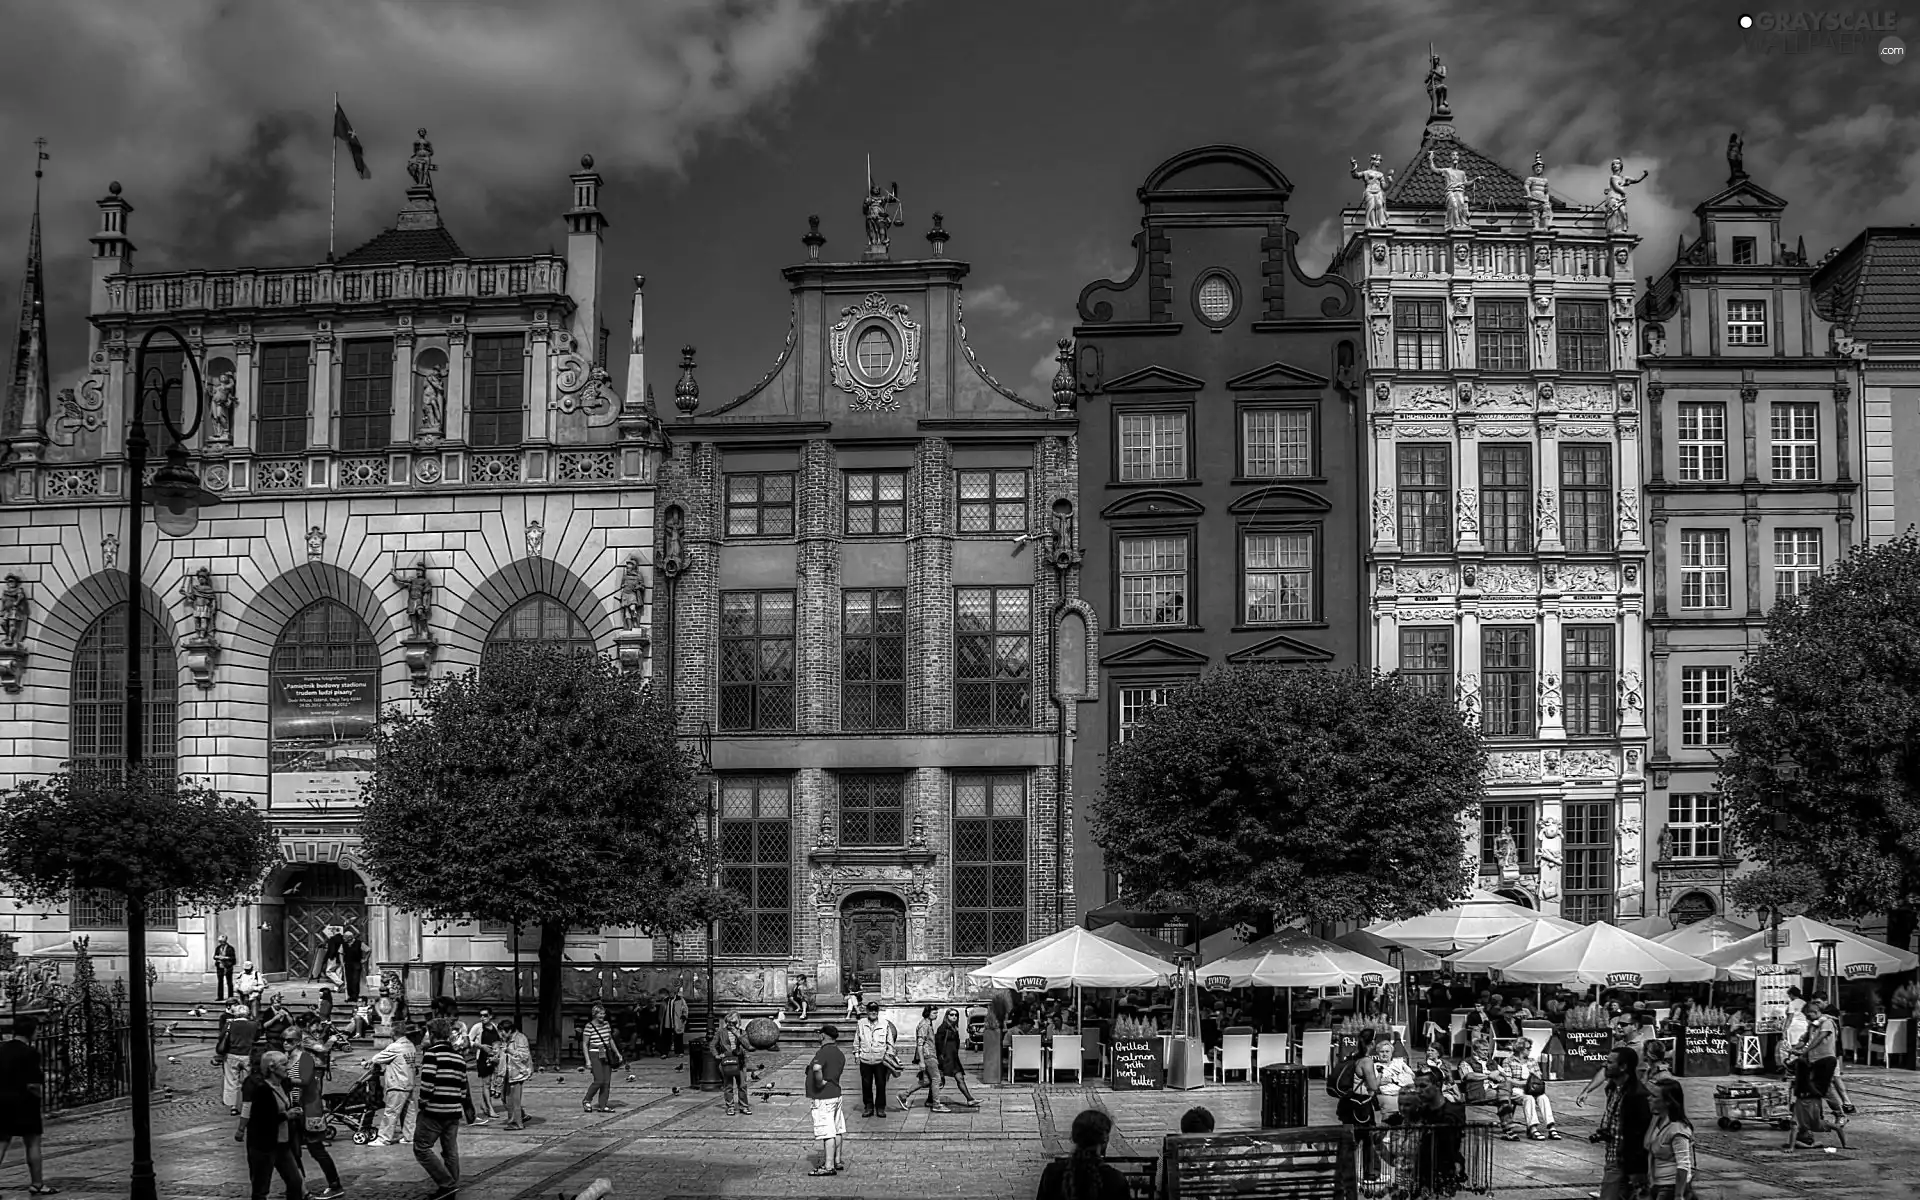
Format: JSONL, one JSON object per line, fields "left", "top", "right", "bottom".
{"left": 806, "top": 1025, "right": 847, "bottom": 1177}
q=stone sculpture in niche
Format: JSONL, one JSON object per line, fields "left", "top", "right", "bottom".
{"left": 413, "top": 360, "right": 447, "bottom": 440}
{"left": 618, "top": 557, "right": 647, "bottom": 630}
{"left": 395, "top": 560, "right": 435, "bottom": 641}
{"left": 180, "top": 568, "right": 219, "bottom": 644}
{"left": 0, "top": 576, "right": 27, "bottom": 648}
{"left": 205, "top": 367, "right": 238, "bottom": 445}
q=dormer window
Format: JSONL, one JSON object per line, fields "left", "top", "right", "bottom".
{"left": 1732, "top": 237, "right": 1756, "bottom": 266}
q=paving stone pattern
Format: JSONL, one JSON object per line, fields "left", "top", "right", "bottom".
{"left": 16, "top": 1044, "right": 1920, "bottom": 1199}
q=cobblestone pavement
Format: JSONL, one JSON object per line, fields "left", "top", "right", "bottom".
{"left": 13, "top": 1042, "right": 1919, "bottom": 1199}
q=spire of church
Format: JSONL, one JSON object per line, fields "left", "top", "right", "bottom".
{"left": 4, "top": 137, "right": 53, "bottom": 460}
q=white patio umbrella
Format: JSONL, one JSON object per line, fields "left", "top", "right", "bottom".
{"left": 1443, "top": 914, "right": 1583, "bottom": 972}
{"left": 1332, "top": 929, "right": 1445, "bottom": 974}
{"left": 1498, "top": 920, "right": 1717, "bottom": 987}
{"left": 1365, "top": 890, "right": 1546, "bottom": 954}
{"left": 1203, "top": 928, "right": 1404, "bottom": 989}
{"left": 1616, "top": 915, "right": 1675, "bottom": 939}
{"left": 1701, "top": 915, "right": 1919, "bottom": 981}
{"left": 966, "top": 925, "right": 1178, "bottom": 990}
{"left": 1652, "top": 915, "right": 1757, "bottom": 958}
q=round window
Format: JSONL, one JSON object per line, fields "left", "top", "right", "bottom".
{"left": 855, "top": 327, "right": 896, "bottom": 378}
{"left": 1196, "top": 274, "right": 1236, "bottom": 323}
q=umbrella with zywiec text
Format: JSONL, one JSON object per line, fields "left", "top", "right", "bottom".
{"left": 1365, "top": 890, "right": 1546, "bottom": 955}
{"left": 1443, "top": 913, "right": 1583, "bottom": 972}
{"left": 1700, "top": 915, "right": 1918, "bottom": 982}
{"left": 1203, "top": 928, "right": 1405, "bottom": 989}
{"left": 1497, "top": 920, "right": 1717, "bottom": 987}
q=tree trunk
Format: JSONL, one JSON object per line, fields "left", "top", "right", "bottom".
{"left": 1887, "top": 907, "right": 1917, "bottom": 959}
{"left": 536, "top": 919, "right": 566, "bottom": 1065}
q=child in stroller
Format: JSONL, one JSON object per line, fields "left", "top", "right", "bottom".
{"left": 324, "top": 1063, "right": 384, "bottom": 1144}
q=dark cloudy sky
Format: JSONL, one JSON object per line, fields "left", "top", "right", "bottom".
{"left": 2, "top": 0, "right": 1913, "bottom": 405}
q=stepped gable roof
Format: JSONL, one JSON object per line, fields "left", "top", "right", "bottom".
{"left": 336, "top": 224, "right": 465, "bottom": 266}
{"left": 1813, "top": 228, "right": 1920, "bottom": 340}
{"left": 1385, "top": 130, "right": 1541, "bottom": 212}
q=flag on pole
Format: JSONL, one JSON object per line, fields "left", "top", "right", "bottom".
{"left": 333, "top": 102, "right": 370, "bottom": 179}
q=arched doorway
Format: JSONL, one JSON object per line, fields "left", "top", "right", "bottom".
{"left": 1669, "top": 892, "right": 1717, "bottom": 926}
{"left": 840, "top": 892, "right": 905, "bottom": 995}
{"left": 263, "top": 863, "right": 368, "bottom": 978}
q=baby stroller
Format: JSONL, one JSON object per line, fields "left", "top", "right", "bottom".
{"left": 324, "top": 1067, "right": 383, "bottom": 1145}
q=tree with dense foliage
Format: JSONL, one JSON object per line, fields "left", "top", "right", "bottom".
{"left": 0, "top": 769, "right": 278, "bottom": 919}
{"left": 1719, "top": 531, "right": 1920, "bottom": 953}
{"left": 1095, "top": 666, "right": 1486, "bottom": 926}
{"left": 357, "top": 648, "right": 729, "bottom": 1057}
{"left": 1725, "top": 862, "right": 1826, "bottom": 922}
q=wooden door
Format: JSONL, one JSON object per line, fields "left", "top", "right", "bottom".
{"left": 840, "top": 896, "right": 905, "bottom": 992}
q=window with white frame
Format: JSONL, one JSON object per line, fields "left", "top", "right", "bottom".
{"left": 1117, "top": 684, "right": 1175, "bottom": 742}
{"left": 1676, "top": 402, "right": 1728, "bottom": 482}
{"left": 1726, "top": 299, "right": 1768, "bottom": 346}
{"left": 1117, "top": 535, "right": 1189, "bottom": 627}
{"left": 1393, "top": 299, "right": 1444, "bottom": 371}
{"left": 1667, "top": 793, "right": 1723, "bottom": 860}
{"left": 1117, "top": 411, "right": 1189, "bottom": 482}
{"left": 1769, "top": 402, "right": 1819, "bottom": 481}
{"left": 1243, "top": 531, "right": 1315, "bottom": 623}
{"left": 1773, "top": 528, "right": 1821, "bottom": 600}
{"left": 1679, "top": 530, "right": 1730, "bottom": 609}
{"left": 1241, "top": 408, "right": 1312, "bottom": 478}
{"left": 1680, "top": 666, "right": 1731, "bottom": 747}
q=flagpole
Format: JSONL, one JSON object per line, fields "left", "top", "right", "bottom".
{"left": 330, "top": 91, "right": 338, "bottom": 262}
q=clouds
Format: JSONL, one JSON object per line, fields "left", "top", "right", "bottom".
{"left": 965, "top": 282, "right": 1065, "bottom": 341}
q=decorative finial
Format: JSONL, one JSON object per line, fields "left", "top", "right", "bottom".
{"left": 33, "top": 137, "right": 47, "bottom": 181}
{"left": 108, "top": 180, "right": 122, "bottom": 196}
{"left": 581, "top": 153, "right": 595, "bottom": 170}
{"left": 927, "top": 211, "right": 949, "bottom": 257}
{"left": 803, "top": 214, "right": 826, "bottom": 261}
{"left": 634, "top": 273, "right": 646, "bottom": 290}
{"left": 643, "top": 382, "right": 658, "bottom": 416}
{"left": 673, "top": 345, "right": 700, "bottom": 415}
{"left": 1051, "top": 339, "right": 1077, "bottom": 411}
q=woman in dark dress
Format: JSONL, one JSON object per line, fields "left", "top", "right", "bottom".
{"left": 935, "top": 1009, "right": 980, "bottom": 1107}
{"left": 1035, "top": 1109, "right": 1130, "bottom": 1200}
{"left": 0, "top": 1014, "right": 57, "bottom": 1195}
{"left": 234, "top": 1050, "right": 303, "bottom": 1200}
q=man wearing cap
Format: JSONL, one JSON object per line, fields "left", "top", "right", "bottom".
{"left": 715, "top": 1011, "right": 751, "bottom": 1117}
{"left": 368, "top": 1022, "right": 422, "bottom": 1146}
{"left": 853, "top": 1002, "right": 897, "bottom": 1118}
{"left": 805, "top": 1025, "right": 847, "bottom": 1177}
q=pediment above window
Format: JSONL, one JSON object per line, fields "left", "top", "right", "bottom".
{"left": 1103, "top": 365, "right": 1205, "bottom": 393}
{"left": 1226, "top": 486, "right": 1330, "bottom": 514}
{"left": 1099, "top": 637, "right": 1211, "bottom": 669}
{"left": 1225, "top": 633, "right": 1335, "bottom": 664}
{"left": 1224, "top": 361, "right": 1330, "bottom": 390}
{"left": 1100, "top": 490, "right": 1206, "bottom": 519}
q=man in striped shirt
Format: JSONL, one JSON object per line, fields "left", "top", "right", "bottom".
{"left": 414, "top": 1018, "right": 470, "bottom": 1200}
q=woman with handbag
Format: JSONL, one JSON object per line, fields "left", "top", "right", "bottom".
{"left": 1513, "top": 1037, "right": 1560, "bottom": 1141}
{"left": 234, "top": 1051, "right": 304, "bottom": 1200}
{"left": 1645, "top": 1077, "right": 1697, "bottom": 1199}
{"left": 934, "top": 1009, "right": 981, "bottom": 1107}
{"left": 581, "top": 1003, "right": 621, "bottom": 1114}
{"left": 495, "top": 1019, "right": 533, "bottom": 1131}
{"left": 895, "top": 1006, "right": 949, "bottom": 1113}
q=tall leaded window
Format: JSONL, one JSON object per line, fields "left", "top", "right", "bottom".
{"left": 70, "top": 604, "right": 176, "bottom": 785}
{"left": 725, "top": 473, "right": 796, "bottom": 537}
{"left": 1563, "top": 626, "right": 1614, "bottom": 738}
{"left": 1475, "top": 299, "right": 1527, "bottom": 371}
{"left": 1398, "top": 627, "right": 1453, "bottom": 699}
{"left": 1773, "top": 529, "right": 1822, "bottom": 600}
{"left": 468, "top": 333, "right": 526, "bottom": 448}
{"left": 1676, "top": 403, "right": 1727, "bottom": 481}
{"left": 844, "top": 471, "right": 907, "bottom": 536}
{"left": 838, "top": 774, "right": 905, "bottom": 847}
{"left": 1241, "top": 408, "right": 1312, "bottom": 477}
{"left": 1562, "top": 801, "right": 1614, "bottom": 924}
{"left": 1679, "top": 530, "right": 1730, "bottom": 609}
{"left": 956, "top": 470, "right": 1028, "bottom": 533}
{"left": 953, "top": 774, "right": 1027, "bottom": 957}
{"left": 1667, "top": 793, "right": 1723, "bottom": 860}
{"left": 954, "top": 587, "right": 1031, "bottom": 728}
{"left": 256, "top": 342, "right": 310, "bottom": 454}
{"left": 718, "top": 776, "right": 791, "bottom": 956}
{"left": 719, "top": 591, "right": 796, "bottom": 732}
{"left": 1560, "top": 445, "right": 1612, "bottom": 552}
{"left": 1556, "top": 300, "right": 1608, "bottom": 372}
{"left": 1118, "top": 535, "right": 1188, "bottom": 627}
{"left": 1770, "top": 402, "right": 1819, "bottom": 481}
{"left": 1393, "top": 299, "right": 1444, "bottom": 370}
{"left": 1397, "top": 445, "right": 1451, "bottom": 553}
{"left": 339, "top": 339, "right": 393, "bottom": 452}
{"left": 1482, "top": 626, "right": 1535, "bottom": 738}
{"left": 482, "top": 594, "right": 595, "bottom": 666}
{"left": 1681, "top": 667, "right": 1731, "bottom": 747}
{"left": 1243, "top": 531, "right": 1314, "bottom": 623}
{"left": 1479, "top": 445, "right": 1532, "bottom": 553}
{"left": 1479, "top": 802, "right": 1535, "bottom": 869}
{"left": 1117, "top": 412, "right": 1189, "bottom": 482}
{"left": 70, "top": 890, "right": 178, "bottom": 932}
{"left": 842, "top": 589, "right": 905, "bottom": 731}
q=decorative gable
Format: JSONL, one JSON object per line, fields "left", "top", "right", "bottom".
{"left": 1099, "top": 637, "right": 1211, "bottom": 668}
{"left": 1224, "top": 633, "right": 1335, "bottom": 665}
{"left": 1693, "top": 178, "right": 1789, "bottom": 215}
{"left": 1100, "top": 490, "right": 1206, "bottom": 519}
{"left": 1103, "top": 364, "right": 1205, "bottom": 393}
{"left": 1224, "top": 361, "right": 1330, "bottom": 390}
{"left": 1226, "top": 487, "right": 1331, "bottom": 514}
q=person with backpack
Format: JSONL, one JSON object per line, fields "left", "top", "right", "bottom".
{"left": 1329, "top": 1030, "right": 1383, "bottom": 1177}
{"left": 715, "top": 1012, "right": 752, "bottom": 1117}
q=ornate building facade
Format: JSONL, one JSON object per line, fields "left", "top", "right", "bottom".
{"left": 1338, "top": 68, "right": 1652, "bottom": 923}
{"left": 0, "top": 140, "right": 666, "bottom": 980}
{"left": 1637, "top": 148, "right": 1858, "bottom": 924}
{"left": 653, "top": 197, "right": 1086, "bottom": 1003}
{"left": 1067, "top": 145, "right": 1367, "bottom": 914}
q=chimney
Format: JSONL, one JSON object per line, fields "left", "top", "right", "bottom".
{"left": 566, "top": 154, "right": 607, "bottom": 364}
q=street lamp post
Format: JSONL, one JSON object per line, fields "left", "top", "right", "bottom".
{"left": 124, "top": 326, "right": 222, "bottom": 1200}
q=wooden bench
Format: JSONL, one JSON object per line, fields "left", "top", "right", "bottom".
{"left": 1163, "top": 1127, "right": 1356, "bottom": 1199}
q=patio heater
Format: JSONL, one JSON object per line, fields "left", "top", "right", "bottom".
{"left": 1811, "top": 938, "right": 1840, "bottom": 1008}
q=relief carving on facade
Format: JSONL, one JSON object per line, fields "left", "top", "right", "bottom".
{"left": 1535, "top": 489, "right": 1559, "bottom": 538}
{"left": 1617, "top": 669, "right": 1644, "bottom": 714}
{"left": 1560, "top": 749, "right": 1619, "bottom": 779}
{"left": 1558, "top": 564, "right": 1616, "bottom": 594}
{"left": 1455, "top": 673, "right": 1481, "bottom": 723}
{"left": 1617, "top": 490, "right": 1641, "bottom": 539}
{"left": 1394, "top": 384, "right": 1452, "bottom": 413}
{"left": 1476, "top": 384, "right": 1532, "bottom": 413}
{"left": 1455, "top": 490, "right": 1479, "bottom": 538}
{"left": 830, "top": 292, "right": 922, "bottom": 413}
{"left": 1394, "top": 568, "right": 1454, "bottom": 595}
{"left": 1538, "top": 672, "right": 1562, "bottom": 724}
{"left": 1369, "top": 316, "right": 1390, "bottom": 361}
{"left": 1554, "top": 385, "right": 1612, "bottom": 413}
{"left": 1476, "top": 564, "right": 1537, "bottom": 595}
{"left": 1486, "top": 752, "right": 1541, "bottom": 783}
{"left": 51, "top": 372, "right": 108, "bottom": 446}
{"left": 1371, "top": 489, "right": 1397, "bottom": 541}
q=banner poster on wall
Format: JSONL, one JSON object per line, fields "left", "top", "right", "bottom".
{"left": 1752, "top": 963, "right": 1798, "bottom": 1034}
{"left": 270, "top": 670, "right": 379, "bottom": 811}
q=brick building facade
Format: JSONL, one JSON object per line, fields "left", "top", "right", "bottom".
{"left": 0, "top": 143, "right": 667, "bottom": 981}
{"left": 653, "top": 200, "right": 1087, "bottom": 1005}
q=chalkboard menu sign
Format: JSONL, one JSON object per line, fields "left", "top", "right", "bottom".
{"left": 1683, "top": 1026, "right": 1732, "bottom": 1078}
{"left": 1109, "top": 1037, "right": 1165, "bottom": 1090}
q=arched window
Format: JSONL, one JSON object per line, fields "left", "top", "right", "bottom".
{"left": 68, "top": 603, "right": 178, "bottom": 930}
{"left": 483, "top": 594, "right": 595, "bottom": 662}
{"left": 270, "top": 601, "right": 381, "bottom": 811}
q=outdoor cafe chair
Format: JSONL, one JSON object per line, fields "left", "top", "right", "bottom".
{"left": 1867, "top": 1018, "right": 1910, "bottom": 1069}
{"left": 1295, "top": 1028, "right": 1333, "bottom": 1076}
{"left": 1448, "top": 1012, "right": 1470, "bottom": 1051}
{"left": 1010, "top": 1034, "right": 1046, "bottom": 1083}
{"left": 1217, "top": 1032, "right": 1255, "bottom": 1083}
{"left": 1050, "top": 1033, "right": 1083, "bottom": 1083}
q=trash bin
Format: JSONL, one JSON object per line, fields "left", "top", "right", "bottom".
{"left": 1259, "top": 1063, "right": 1309, "bottom": 1129}
{"left": 687, "top": 1038, "right": 725, "bottom": 1092}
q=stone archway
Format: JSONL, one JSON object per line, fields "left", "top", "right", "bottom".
{"left": 1669, "top": 891, "right": 1717, "bottom": 926}
{"left": 261, "top": 862, "right": 369, "bottom": 979}
{"left": 840, "top": 892, "right": 906, "bottom": 995}
{"left": 1495, "top": 888, "right": 1535, "bottom": 909}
